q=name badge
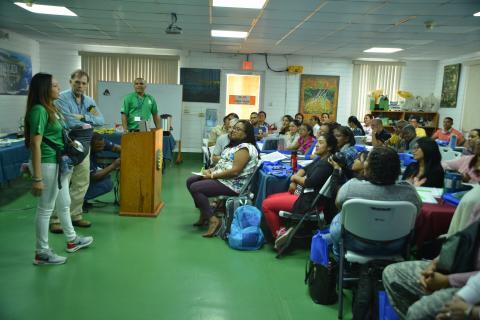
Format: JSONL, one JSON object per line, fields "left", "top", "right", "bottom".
{"left": 134, "top": 116, "right": 141, "bottom": 121}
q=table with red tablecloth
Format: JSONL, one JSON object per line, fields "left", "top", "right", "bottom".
{"left": 414, "top": 202, "right": 457, "bottom": 248}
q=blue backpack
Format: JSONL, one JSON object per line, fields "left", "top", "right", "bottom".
{"left": 228, "top": 205, "right": 265, "bottom": 250}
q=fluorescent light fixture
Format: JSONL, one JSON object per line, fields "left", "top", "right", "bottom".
{"left": 474, "top": 11, "right": 480, "bottom": 17}
{"left": 364, "top": 47, "right": 403, "bottom": 53}
{"left": 14, "top": 2, "right": 77, "bottom": 16}
{"left": 213, "top": 0, "right": 266, "bottom": 9}
{"left": 211, "top": 30, "right": 248, "bottom": 38}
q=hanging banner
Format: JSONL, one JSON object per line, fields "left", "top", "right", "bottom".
{"left": 228, "top": 95, "right": 256, "bottom": 105}
{"left": 0, "top": 48, "right": 32, "bottom": 95}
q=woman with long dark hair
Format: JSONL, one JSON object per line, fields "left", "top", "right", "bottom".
{"left": 347, "top": 116, "right": 365, "bottom": 136}
{"left": 287, "top": 123, "right": 315, "bottom": 154}
{"left": 262, "top": 133, "right": 337, "bottom": 249}
{"left": 25, "top": 73, "right": 93, "bottom": 265}
{"left": 295, "top": 113, "right": 304, "bottom": 125}
{"left": 279, "top": 115, "right": 294, "bottom": 135}
{"left": 186, "top": 120, "right": 260, "bottom": 237}
{"left": 403, "top": 137, "right": 444, "bottom": 187}
{"left": 333, "top": 126, "right": 358, "bottom": 169}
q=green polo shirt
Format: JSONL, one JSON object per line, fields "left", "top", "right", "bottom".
{"left": 121, "top": 92, "right": 158, "bottom": 130}
{"left": 28, "top": 104, "right": 64, "bottom": 163}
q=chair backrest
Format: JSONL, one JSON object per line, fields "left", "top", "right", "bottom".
{"left": 439, "top": 146, "right": 462, "bottom": 161}
{"left": 341, "top": 199, "right": 417, "bottom": 242}
{"left": 238, "top": 163, "right": 261, "bottom": 196}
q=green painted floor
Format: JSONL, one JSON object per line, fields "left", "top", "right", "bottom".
{"left": 0, "top": 154, "right": 351, "bottom": 320}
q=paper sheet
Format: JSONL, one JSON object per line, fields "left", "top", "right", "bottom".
{"left": 415, "top": 187, "right": 444, "bottom": 204}
{"left": 260, "top": 151, "right": 287, "bottom": 163}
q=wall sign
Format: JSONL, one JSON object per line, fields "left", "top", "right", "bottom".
{"left": 0, "top": 48, "right": 32, "bottom": 95}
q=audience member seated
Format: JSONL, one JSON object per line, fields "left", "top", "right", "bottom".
{"left": 84, "top": 134, "right": 121, "bottom": 209}
{"left": 403, "top": 137, "right": 445, "bottom": 188}
{"left": 211, "top": 117, "right": 239, "bottom": 164}
{"left": 409, "top": 116, "right": 427, "bottom": 137}
{"left": 363, "top": 114, "right": 374, "bottom": 143}
{"left": 397, "top": 124, "right": 418, "bottom": 153}
{"left": 186, "top": 120, "right": 259, "bottom": 237}
{"left": 310, "top": 116, "right": 321, "bottom": 137}
{"left": 287, "top": 123, "right": 315, "bottom": 154}
{"left": 333, "top": 126, "right": 358, "bottom": 169}
{"left": 371, "top": 118, "right": 392, "bottom": 147}
{"left": 436, "top": 271, "right": 480, "bottom": 320}
{"left": 254, "top": 111, "right": 269, "bottom": 140}
{"left": 448, "top": 189, "right": 480, "bottom": 236}
{"left": 278, "top": 115, "right": 293, "bottom": 135}
{"left": 383, "top": 225, "right": 480, "bottom": 320}
{"left": 464, "top": 129, "right": 480, "bottom": 155}
{"left": 321, "top": 112, "right": 330, "bottom": 124}
{"left": 326, "top": 147, "right": 421, "bottom": 258}
{"left": 385, "top": 120, "right": 408, "bottom": 150}
{"left": 347, "top": 115, "right": 365, "bottom": 136}
{"left": 318, "top": 122, "right": 341, "bottom": 138}
{"left": 283, "top": 120, "right": 300, "bottom": 150}
{"left": 208, "top": 114, "right": 232, "bottom": 147}
{"left": 261, "top": 133, "right": 337, "bottom": 249}
{"left": 295, "top": 112, "right": 304, "bottom": 125}
{"left": 442, "top": 137, "right": 480, "bottom": 183}
{"left": 432, "top": 117, "right": 465, "bottom": 145}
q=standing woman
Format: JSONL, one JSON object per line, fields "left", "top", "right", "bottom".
{"left": 279, "top": 115, "right": 294, "bottom": 135}
{"left": 25, "top": 73, "right": 93, "bottom": 265}
{"left": 347, "top": 116, "right": 365, "bottom": 136}
{"left": 402, "top": 137, "right": 444, "bottom": 188}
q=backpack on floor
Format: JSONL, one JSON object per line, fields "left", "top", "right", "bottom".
{"left": 228, "top": 205, "right": 265, "bottom": 250}
{"left": 218, "top": 196, "right": 252, "bottom": 241}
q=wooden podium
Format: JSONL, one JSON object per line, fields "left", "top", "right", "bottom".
{"left": 119, "top": 129, "right": 164, "bottom": 217}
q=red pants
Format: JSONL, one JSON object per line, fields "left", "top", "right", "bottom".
{"left": 262, "top": 192, "right": 298, "bottom": 238}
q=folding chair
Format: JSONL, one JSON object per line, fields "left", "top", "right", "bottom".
{"left": 337, "top": 199, "right": 417, "bottom": 319}
{"left": 439, "top": 146, "right": 462, "bottom": 161}
{"left": 275, "top": 175, "right": 333, "bottom": 258}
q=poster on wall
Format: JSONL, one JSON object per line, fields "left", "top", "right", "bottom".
{"left": 180, "top": 68, "right": 220, "bottom": 103}
{"left": 0, "top": 48, "right": 32, "bottom": 95}
{"left": 299, "top": 75, "right": 339, "bottom": 120}
{"left": 440, "top": 64, "right": 461, "bottom": 108}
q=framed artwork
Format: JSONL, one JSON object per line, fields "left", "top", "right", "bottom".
{"left": 180, "top": 68, "right": 220, "bottom": 103}
{"left": 299, "top": 75, "right": 339, "bottom": 120}
{"left": 0, "top": 48, "right": 32, "bottom": 95}
{"left": 440, "top": 64, "right": 461, "bottom": 108}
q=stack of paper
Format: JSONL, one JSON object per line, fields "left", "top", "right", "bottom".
{"left": 260, "top": 151, "right": 287, "bottom": 163}
{"left": 415, "top": 187, "right": 444, "bottom": 204}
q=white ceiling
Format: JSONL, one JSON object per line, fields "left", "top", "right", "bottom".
{"left": 1, "top": 0, "right": 479, "bottom": 59}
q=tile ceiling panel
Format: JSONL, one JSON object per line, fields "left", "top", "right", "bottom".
{"left": 321, "top": 1, "right": 387, "bottom": 14}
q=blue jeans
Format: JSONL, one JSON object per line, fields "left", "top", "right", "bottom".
{"left": 85, "top": 176, "right": 113, "bottom": 200}
{"left": 328, "top": 212, "right": 405, "bottom": 259}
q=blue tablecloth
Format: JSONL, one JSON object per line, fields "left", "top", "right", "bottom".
{"left": 251, "top": 168, "right": 291, "bottom": 210}
{"left": 99, "top": 133, "right": 176, "bottom": 161}
{"left": 0, "top": 141, "right": 29, "bottom": 184}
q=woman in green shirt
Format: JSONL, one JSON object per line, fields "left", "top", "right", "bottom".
{"left": 24, "top": 73, "right": 93, "bottom": 266}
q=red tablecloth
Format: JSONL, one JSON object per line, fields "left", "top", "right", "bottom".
{"left": 415, "top": 202, "right": 457, "bottom": 248}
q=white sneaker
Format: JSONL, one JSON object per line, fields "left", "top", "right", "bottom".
{"left": 66, "top": 235, "right": 93, "bottom": 253}
{"left": 33, "top": 250, "right": 67, "bottom": 265}
{"left": 274, "top": 227, "right": 293, "bottom": 250}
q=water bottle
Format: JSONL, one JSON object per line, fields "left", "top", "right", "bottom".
{"left": 291, "top": 151, "right": 298, "bottom": 173}
{"left": 444, "top": 171, "right": 462, "bottom": 193}
{"left": 450, "top": 134, "right": 457, "bottom": 149}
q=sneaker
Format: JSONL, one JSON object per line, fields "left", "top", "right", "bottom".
{"left": 274, "top": 227, "right": 293, "bottom": 250}
{"left": 33, "top": 250, "right": 67, "bottom": 265}
{"left": 66, "top": 236, "right": 93, "bottom": 253}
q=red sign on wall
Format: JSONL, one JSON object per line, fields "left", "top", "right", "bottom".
{"left": 229, "top": 95, "right": 256, "bottom": 105}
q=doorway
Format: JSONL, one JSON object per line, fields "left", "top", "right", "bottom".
{"left": 462, "top": 62, "right": 480, "bottom": 131}
{"left": 225, "top": 74, "right": 262, "bottom": 119}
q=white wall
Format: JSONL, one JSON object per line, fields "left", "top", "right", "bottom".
{"left": 0, "top": 30, "right": 39, "bottom": 131}
{"left": 434, "top": 52, "right": 480, "bottom": 130}
{"left": 401, "top": 60, "right": 438, "bottom": 97}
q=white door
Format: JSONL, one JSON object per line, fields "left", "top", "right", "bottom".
{"left": 462, "top": 63, "right": 480, "bottom": 131}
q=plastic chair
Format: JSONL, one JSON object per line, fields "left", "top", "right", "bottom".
{"left": 304, "top": 139, "right": 318, "bottom": 160}
{"left": 337, "top": 199, "right": 417, "bottom": 319}
{"left": 275, "top": 175, "right": 333, "bottom": 258}
{"left": 439, "top": 146, "right": 462, "bottom": 161}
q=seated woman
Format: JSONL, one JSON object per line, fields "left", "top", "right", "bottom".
{"left": 262, "top": 133, "right": 337, "bottom": 250}
{"left": 287, "top": 123, "right": 315, "bottom": 154}
{"left": 282, "top": 120, "right": 300, "bottom": 150}
{"left": 328, "top": 147, "right": 422, "bottom": 258}
{"left": 333, "top": 126, "right": 358, "bottom": 169}
{"left": 278, "top": 115, "right": 293, "bottom": 135}
{"left": 310, "top": 116, "right": 321, "bottom": 137}
{"left": 442, "top": 136, "right": 480, "bottom": 183}
{"left": 463, "top": 129, "right": 480, "bottom": 155}
{"left": 186, "top": 120, "right": 259, "bottom": 237}
{"left": 347, "top": 116, "right": 365, "bottom": 136}
{"left": 402, "top": 137, "right": 445, "bottom": 188}
{"left": 294, "top": 113, "right": 304, "bottom": 125}
{"left": 363, "top": 114, "right": 374, "bottom": 143}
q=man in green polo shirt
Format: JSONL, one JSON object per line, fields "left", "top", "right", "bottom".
{"left": 121, "top": 77, "right": 161, "bottom": 132}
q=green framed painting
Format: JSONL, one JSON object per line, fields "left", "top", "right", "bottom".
{"left": 440, "top": 64, "right": 461, "bottom": 108}
{"left": 299, "top": 75, "right": 339, "bottom": 120}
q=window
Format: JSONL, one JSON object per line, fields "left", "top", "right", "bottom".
{"left": 80, "top": 52, "right": 178, "bottom": 100}
{"left": 351, "top": 61, "right": 404, "bottom": 119}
